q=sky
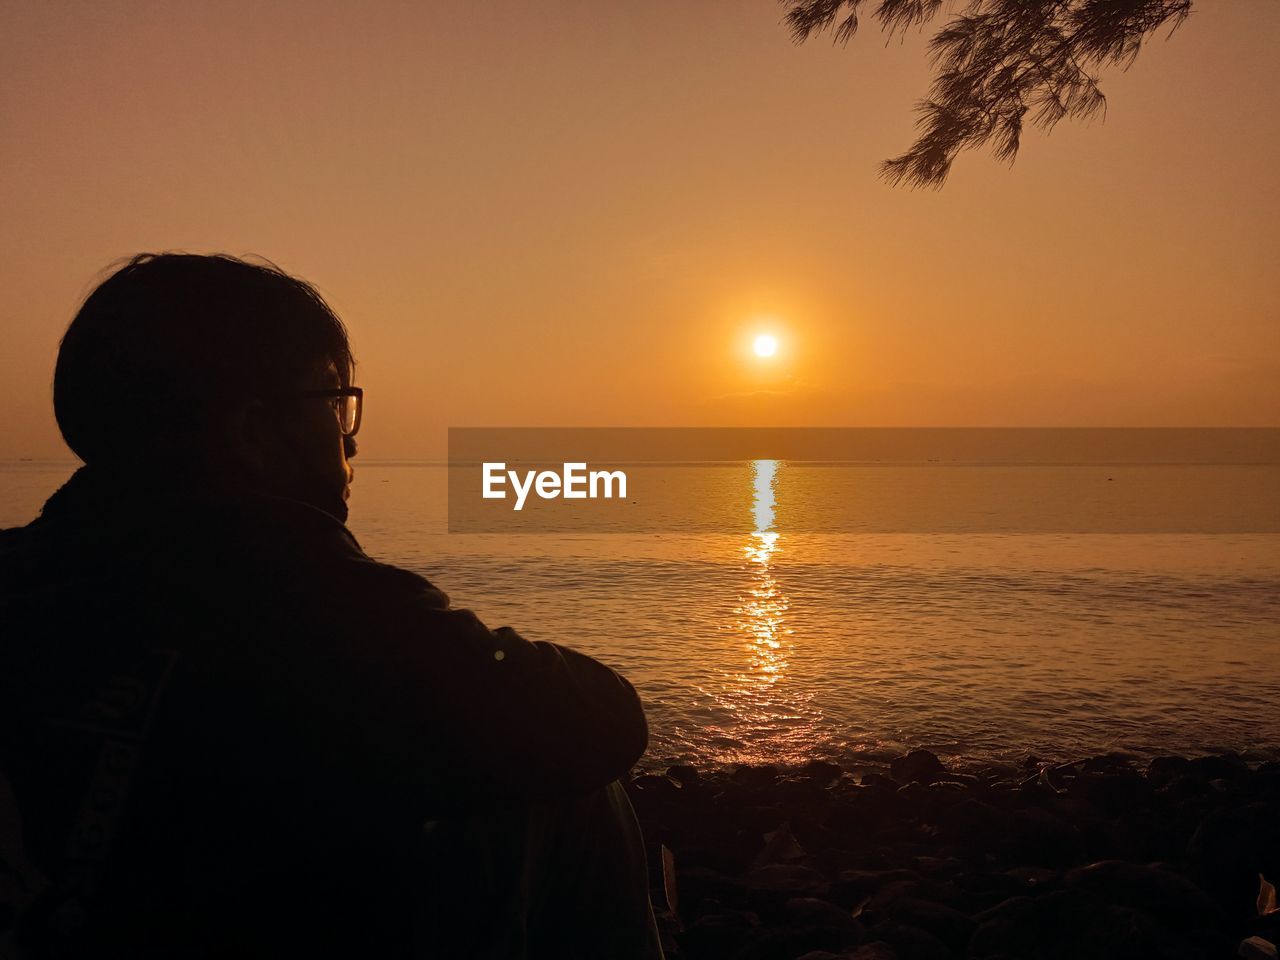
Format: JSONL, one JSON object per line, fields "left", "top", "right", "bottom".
{"left": 2, "top": 0, "right": 1278, "bottom": 459}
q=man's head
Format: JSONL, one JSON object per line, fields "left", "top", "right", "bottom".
{"left": 54, "top": 253, "right": 359, "bottom": 520}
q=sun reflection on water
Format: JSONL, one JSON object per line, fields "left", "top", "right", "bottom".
{"left": 743, "top": 531, "right": 786, "bottom": 684}
{"left": 704, "top": 459, "right": 823, "bottom": 764}
{"left": 741, "top": 460, "right": 789, "bottom": 689}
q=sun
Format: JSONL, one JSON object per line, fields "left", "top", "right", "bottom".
{"left": 753, "top": 334, "right": 778, "bottom": 358}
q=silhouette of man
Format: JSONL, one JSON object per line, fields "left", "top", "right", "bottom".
{"left": 0, "top": 254, "right": 664, "bottom": 958}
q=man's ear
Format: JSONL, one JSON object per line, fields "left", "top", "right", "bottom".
{"left": 223, "top": 398, "right": 275, "bottom": 474}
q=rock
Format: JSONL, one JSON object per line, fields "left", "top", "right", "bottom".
{"left": 1148, "top": 755, "right": 1191, "bottom": 787}
{"left": 676, "top": 908, "right": 759, "bottom": 957}
{"left": 640, "top": 753, "right": 1260, "bottom": 960}
{"left": 895, "top": 780, "right": 930, "bottom": 809}
{"left": 823, "top": 783, "right": 902, "bottom": 839}
{"left": 1251, "top": 909, "right": 1280, "bottom": 948}
{"left": 969, "top": 896, "right": 1038, "bottom": 958}
{"left": 1240, "top": 936, "right": 1279, "bottom": 960}
{"left": 829, "top": 869, "right": 923, "bottom": 909}
{"left": 1187, "top": 753, "right": 1249, "bottom": 784}
{"left": 1064, "top": 860, "right": 1220, "bottom": 927}
{"left": 947, "top": 870, "right": 1030, "bottom": 915}
{"left": 1008, "top": 807, "right": 1082, "bottom": 866}
{"left": 1004, "top": 865, "right": 1059, "bottom": 890}
{"left": 770, "top": 775, "right": 832, "bottom": 806}
{"left": 796, "top": 946, "right": 898, "bottom": 960}
{"left": 675, "top": 829, "right": 763, "bottom": 875}
{"left": 630, "top": 773, "right": 683, "bottom": 800}
{"left": 981, "top": 760, "right": 1023, "bottom": 780}
{"left": 890, "top": 750, "right": 946, "bottom": 786}
{"left": 1093, "top": 904, "right": 1223, "bottom": 960}
{"left": 1023, "top": 889, "right": 1186, "bottom": 958}
{"left": 861, "top": 772, "right": 898, "bottom": 790}
{"left": 1110, "top": 808, "right": 1177, "bottom": 863}
{"left": 1256, "top": 762, "right": 1280, "bottom": 790}
{"left": 1081, "top": 752, "right": 1139, "bottom": 774}
{"left": 912, "top": 856, "right": 964, "bottom": 878}
{"left": 933, "top": 797, "right": 1004, "bottom": 849}
{"left": 735, "top": 926, "right": 851, "bottom": 960}
{"left": 747, "top": 863, "right": 832, "bottom": 899}
{"left": 1189, "top": 802, "right": 1280, "bottom": 919}
{"left": 864, "top": 879, "right": 923, "bottom": 914}
{"left": 1069, "top": 769, "right": 1153, "bottom": 815}
{"left": 793, "top": 947, "right": 896, "bottom": 960}
{"left": 972, "top": 894, "right": 1037, "bottom": 927}
{"left": 666, "top": 764, "right": 700, "bottom": 788}
{"left": 932, "top": 773, "right": 981, "bottom": 790}
{"left": 922, "top": 783, "right": 969, "bottom": 811}
{"left": 864, "top": 922, "right": 953, "bottom": 960}
{"left": 732, "top": 764, "right": 780, "bottom": 788}
{"left": 801, "top": 759, "right": 845, "bottom": 787}
{"left": 848, "top": 944, "right": 898, "bottom": 960}
{"left": 753, "top": 821, "right": 807, "bottom": 869}
{"left": 785, "top": 897, "right": 863, "bottom": 933}
{"left": 677, "top": 866, "right": 749, "bottom": 911}
{"left": 885, "top": 896, "right": 975, "bottom": 952}
{"left": 1160, "top": 773, "right": 1213, "bottom": 803}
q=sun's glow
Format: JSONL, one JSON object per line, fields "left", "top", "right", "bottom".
{"left": 753, "top": 334, "right": 778, "bottom": 358}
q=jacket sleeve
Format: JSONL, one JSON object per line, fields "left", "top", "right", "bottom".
{"left": 370, "top": 594, "right": 650, "bottom": 815}
{"left": 261, "top": 510, "right": 650, "bottom": 817}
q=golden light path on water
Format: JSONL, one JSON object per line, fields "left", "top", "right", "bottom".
{"left": 705, "top": 459, "right": 824, "bottom": 765}
{"left": 744, "top": 460, "right": 785, "bottom": 685}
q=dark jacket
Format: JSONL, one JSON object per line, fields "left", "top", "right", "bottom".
{"left": 0, "top": 465, "right": 648, "bottom": 956}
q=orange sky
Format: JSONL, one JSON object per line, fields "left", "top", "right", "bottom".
{"left": 2, "top": 0, "right": 1277, "bottom": 458}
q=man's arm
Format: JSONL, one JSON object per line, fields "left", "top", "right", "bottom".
{"left": 359, "top": 591, "right": 650, "bottom": 815}
{"left": 257, "top": 507, "right": 650, "bottom": 817}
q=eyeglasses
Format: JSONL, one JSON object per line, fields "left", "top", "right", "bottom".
{"left": 298, "top": 386, "right": 363, "bottom": 437}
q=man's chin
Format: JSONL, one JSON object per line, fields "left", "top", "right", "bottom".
{"left": 302, "top": 485, "right": 350, "bottom": 523}
{"left": 325, "top": 494, "right": 350, "bottom": 523}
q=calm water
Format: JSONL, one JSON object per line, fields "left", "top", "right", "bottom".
{"left": 4, "top": 459, "right": 1279, "bottom": 770}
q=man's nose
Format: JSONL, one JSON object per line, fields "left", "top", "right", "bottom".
{"left": 344, "top": 435, "right": 358, "bottom": 459}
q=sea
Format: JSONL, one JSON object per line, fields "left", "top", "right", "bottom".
{"left": 4, "top": 447, "right": 1278, "bottom": 771}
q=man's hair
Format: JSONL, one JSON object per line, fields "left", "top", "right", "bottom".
{"left": 54, "top": 253, "right": 354, "bottom": 465}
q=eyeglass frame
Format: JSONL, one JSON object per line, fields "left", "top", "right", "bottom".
{"left": 297, "top": 386, "right": 364, "bottom": 437}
